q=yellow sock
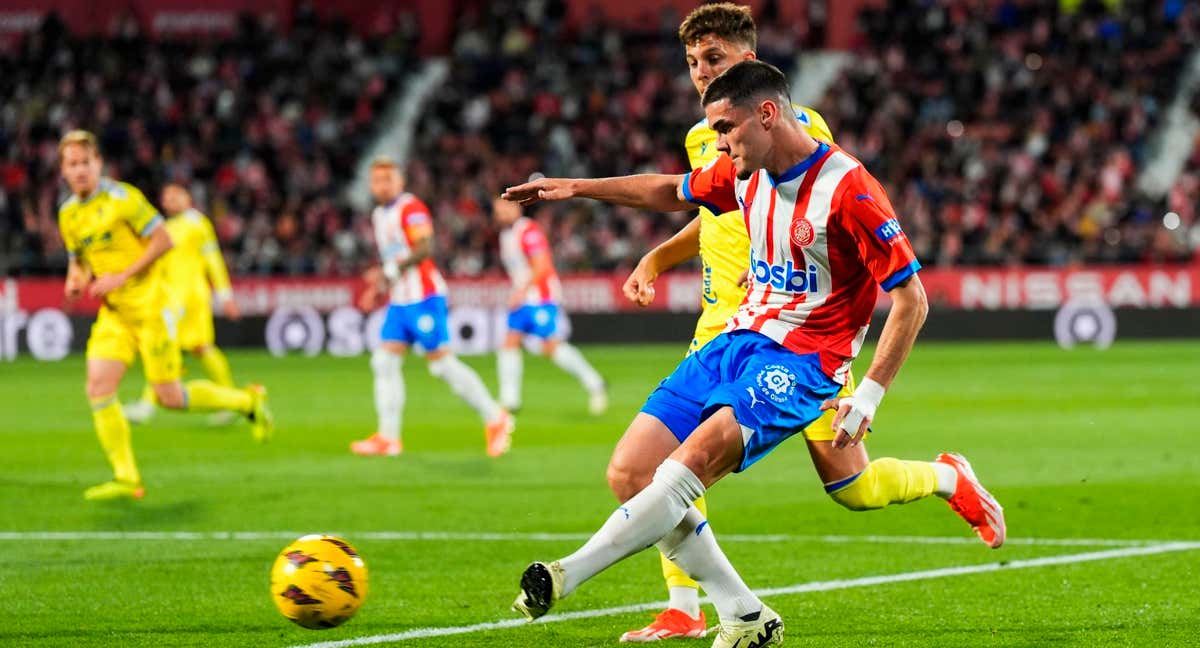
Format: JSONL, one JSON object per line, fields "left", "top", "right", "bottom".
{"left": 827, "top": 457, "right": 937, "bottom": 511}
{"left": 198, "top": 346, "right": 234, "bottom": 387}
{"left": 660, "top": 494, "right": 708, "bottom": 590}
{"left": 139, "top": 384, "right": 156, "bottom": 405}
{"left": 185, "top": 380, "right": 252, "bottom": 414}
{"left": 90, "top": 395, "right": 140, "bottom": 484}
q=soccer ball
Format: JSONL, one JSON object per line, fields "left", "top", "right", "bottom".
{"left": 270, "top": 534, "right": 369, "bottom": 629}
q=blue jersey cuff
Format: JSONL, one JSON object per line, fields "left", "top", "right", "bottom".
{"left": 880, "top": 259, "right": 922, "bottom": 291}
{"left": 139, "top": 214, "right": 164, "bottom": 237}
{"left": 680, "top": 173, "right": 724, "bottom": 216}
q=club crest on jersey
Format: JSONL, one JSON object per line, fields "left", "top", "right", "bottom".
{"left": 790, "top": 217, "right": 815, "bottom": 248}
{"left": 756, "top": 365, "right": 797, "bottom": 403}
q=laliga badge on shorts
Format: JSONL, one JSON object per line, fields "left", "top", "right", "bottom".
{"left": 791, "top": 217, "right": 815, "bottom": 248}
{"left": 756, "top": 364, "right": 798, "bottom": 403}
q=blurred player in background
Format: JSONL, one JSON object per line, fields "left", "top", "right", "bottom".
{"left": 352, "top": 157, "right": 513, "bottom": 458}
{"left": 124, "top": 182, "right": 243, "bottom": 426}
{"left": 505, "top": 61, "right": 1004, "bottom": 647}
{"left": 493, "top": 197, "right": 607, "bottom": 416}
{"left": 57, "top": 130, "right": 272, "bottom": 501}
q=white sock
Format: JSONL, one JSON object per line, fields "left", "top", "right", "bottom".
{"left": 551, "top": 343, "right": 604, "bottom": 393}
{"left": 933, "top": 462, "right": 957, "bottom": 498}
{"left": 371, "top": 349, "right": 404, "bottom": 442}
{"left": 497, "top": 347, "right": 523, "bottom": 410}
{"left": 428, "top": 355, "right": 503, "bottom": 423}
{"left": 657, "top": 506, "right": 762, "bottom": 623}
{"left": 668, "top": 586, "right": 701, "bottom": 618}
{"left": 558, "top": 459, "right": 704, "bottom": 596}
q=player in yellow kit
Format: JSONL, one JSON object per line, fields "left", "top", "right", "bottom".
{"left": 57, "top": 130, "right": 273, "bottom": 501}
{"left": 124, "top": 183, "right": 243, "bottom": 426}
{"left": 616, "top": 5, "right": 976, "bottom": 641}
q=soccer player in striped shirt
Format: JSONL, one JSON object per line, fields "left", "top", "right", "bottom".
{"left": 351, "top": 157, "right": 513, "bottom": 458}
{"left": 492, "top": 197, "right": 607, "bottom": 415}
{"left": 505, "top": 61, "right": 1004, "bottom": 647}
{"left": 620, "top": 4, "right": 841, "bottom": 639}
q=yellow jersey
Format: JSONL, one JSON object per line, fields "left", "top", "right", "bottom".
{"left": 58, "top": 178, "right": 167, "bottom": 316}
{"left": 162, "top": 208, "right": 232, "bottom": 305}
{"left": 684, "top": 105, "right": 834, "bottom": 351}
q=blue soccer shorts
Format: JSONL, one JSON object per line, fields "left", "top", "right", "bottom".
{"left": 506, "top": 303, "right": 560, "bottom": 339}
{"left": 380, "top": 295, "right": 451, "bottom": 352}
{"left": 640, "top": 329, "right": 842, "bottom": 472}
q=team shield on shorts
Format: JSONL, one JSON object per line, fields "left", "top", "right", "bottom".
{"left": 641, "top": 330, "right": 842, "bottom": 472}
{"left": 380, "top": 295, "right": 450, "bottom": 352}
{"left": 506, "top": 304, "right": 560, "bottom": 339}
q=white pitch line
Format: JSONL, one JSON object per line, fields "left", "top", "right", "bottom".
{"left": 0, "top": 530, "right": 1176, "bottom": 547}
{"left": 289, "top": 541, "right": 1200, "bottom": 648}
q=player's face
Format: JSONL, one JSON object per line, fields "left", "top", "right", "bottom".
{"left": 684, "top": 34, "right": 756, "bottom": 98}
{"left": 60, "top": 144, "right": 102, "bottom": 196}
{"left": 707, "top": 98, "right": 769, "bottom": 180}
{"left": 160, "top": 185, "right": 190, "bottom": 216}
{"left": 369, "top": 167, "right": 403, "bottom": 204}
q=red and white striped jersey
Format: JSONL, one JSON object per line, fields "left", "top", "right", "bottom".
{"left": 682, "top": 142, "right": 921, "bottom": 384}
{"left": 371, "top": 192, "right": 447, "bottom": 305}
{"left": 499, "top": 216, "right": 562, "bottom": 305}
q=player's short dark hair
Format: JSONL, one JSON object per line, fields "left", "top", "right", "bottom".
{"left": 678, "top": 3, "right": 756, "bottom": 51}
{"left": 701, "top": 60, "right": 791, "bottom": 110}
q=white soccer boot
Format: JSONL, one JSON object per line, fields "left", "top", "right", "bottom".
{"left": 512, "top": 561, "right": 565, "bottom": 621}
{"left": 709, "top": 604, "right": 784, "bottom": 648}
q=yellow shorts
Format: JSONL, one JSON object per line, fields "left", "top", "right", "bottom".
{"left": 86, "top": 304, "right": 182, "bottom": 384}
{"left": 690, "top": 308, "right": 856, "bottom": 442}
{"left": 176, "top": 297, "right": 215, "bottom": 351}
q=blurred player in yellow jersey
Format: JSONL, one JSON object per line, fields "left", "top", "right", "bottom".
{"left": 57, "top": 131, "right": 273, "bottom": 502}
{"left": 124, "top": 183, "right": 243, "bottom": 426}
{"left": 616, "top": 5, "right": 975, "bottom": 641}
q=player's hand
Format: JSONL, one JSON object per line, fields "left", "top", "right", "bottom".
{"left": 88, "top": 273, "right": 127, "bottom": 299}
{"left": 623, "top": 256, "right": 659, "bottom": 307}
{"left": 221, "top": 299, "right": 241, "bottom": 320}
{"left": 737, "top": 269, "right": 750, "bottom": 288}
{"left": 820, "top": 378, "right": 886, "bottom": 449}
{"left": 362, "top": 266, "right": 383, "bottom": 285}
{"left": 821, "top": 396, "right": 872, "bottom": 449}
{"left": 508, "top": 289, "right": 525, "bottom": 309}
{"left": 357, "top": 288, "right": 380, "bottom": 313}
{"left": 64, "top": 279, "right": 86, "bottom": 304}
{"left": 501, "top": 178, "right": 577, "bottom": 206}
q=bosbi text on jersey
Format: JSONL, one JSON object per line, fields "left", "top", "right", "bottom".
{"left": 749, "top": 248, "right": 822, "bottom": 292}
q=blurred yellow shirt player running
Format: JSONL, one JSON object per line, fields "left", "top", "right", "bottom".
{"left": 124, "top": 183, "right": 243, "bottom": 425}
{"left": 57, "top": 130, "right": 272, "bottom": 502}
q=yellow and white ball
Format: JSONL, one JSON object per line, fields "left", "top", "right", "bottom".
{"left": 270, "top": 534, "right": 369, "bottom": 629}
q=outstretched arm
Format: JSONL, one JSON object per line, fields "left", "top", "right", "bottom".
{"left": 502, "top": 174, "right": 692, "bottom": 213}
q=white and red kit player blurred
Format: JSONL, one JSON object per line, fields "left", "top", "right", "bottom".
{"left": 352, "top": 157, "right": 513, "bottom": 458}
{"left": 492, "top": 198, "right": 607, "bottom": 415}
{"left": 503, "top": 62, "right": 1004, "bottom": 647}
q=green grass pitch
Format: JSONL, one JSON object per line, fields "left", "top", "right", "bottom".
{"left": 1, "top": 341, "right": 1198, "bottom": 647}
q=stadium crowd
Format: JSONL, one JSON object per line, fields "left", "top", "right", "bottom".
{"left": 0, "top": 7, "right": 418, "bottom": 277}
{"left": 1, "top": 1, "right": 1196, "bottom": 279}
{"left": 407, "top": 0, "right": 1200, "bottom": 272}
{"left": 818, "top": 0, "right": 1199, "bottom": 266}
